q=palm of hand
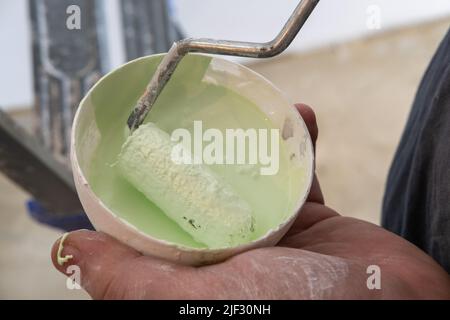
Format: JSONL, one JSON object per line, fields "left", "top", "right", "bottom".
{"left": 52, "top": 105, "right": 450, "bottom": 299}
{"left": 165, "top": 202, "right": 449, "bottom": 299}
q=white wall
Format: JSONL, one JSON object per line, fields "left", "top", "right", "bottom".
{"left": 1, "top": 0, "right": 450, "bottom": 110}
{"left": 173, "top": 0, "right": 450, "bottom": 53}
{"left": 0, "top": 0, "right": 32, "bottom": 109}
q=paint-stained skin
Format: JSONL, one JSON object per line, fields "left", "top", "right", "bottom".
{"left": 51, "top": 225, "right": 450, "bottom": 299}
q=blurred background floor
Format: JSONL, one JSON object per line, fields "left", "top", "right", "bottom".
{"left": 0, "top": 18, "right": 449, "bottom": 299}
{"left": 0, "top": 174, "right": 89, "bottom": 299}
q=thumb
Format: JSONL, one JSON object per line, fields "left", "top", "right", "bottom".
{"left": 295, "top": 103, "right": 318, "bottom": 149}
{"left": 51, "top": 230, "right": 195, "bottom": 299}
{"left": 294, "top": 103, "right": 324, "bottom": 204}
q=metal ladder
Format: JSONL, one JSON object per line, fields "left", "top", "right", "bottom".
{"left": 0, "top": 0, "right": 181, "bottom": 219}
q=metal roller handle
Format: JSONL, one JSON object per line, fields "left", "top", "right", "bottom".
{"left": 127, "top": 0, "right": 320, "bottom": 131}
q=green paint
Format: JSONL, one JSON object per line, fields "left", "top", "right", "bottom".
{"left": 57, "top": 233, "right": 73, "bottom": 266}
{"left": 83, "top": 54, "right": 304, "bottom": 249}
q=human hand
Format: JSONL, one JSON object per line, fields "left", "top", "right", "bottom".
{"left": 52, "top": 104, "right": 450, "bottom": 299}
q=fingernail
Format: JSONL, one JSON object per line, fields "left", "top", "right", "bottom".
{"left": 56, "top": 232, "right": 79, "bottom": 267}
